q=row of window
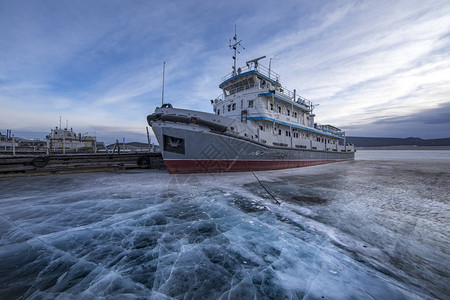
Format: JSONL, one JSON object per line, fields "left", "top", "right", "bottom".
{"left": 224, "top": 78, "right": 255, "bottom": 96}
{"left": 218, "top": 99, "right": 305, "bottom": 120}
{"left": 315, "top": 137, "right": 336, "bottom": 144}
{"left": 218, "top": 100, "right": 254, "bottom": 115}
{"left": 228, "top": 103, "right": 236, "bottom": 111}
{"left": 256, "top": 120, "right": 341, "bottom": 146}
{"left": 224, "top": 77, "right": 280, "bottom": 96}
{"left": 264, "top": 126, "right": 335, "bottom": 144}
{"left": 276, "top": 130, "right": 296, "bottom": 137}
{"left": 224, "top": 75, "right": 289, "bottom": 96}
{"left": 277, "top": 131, "right": 336, "bottom": 143}
{"left": 269, "top": 103, "right": 300, "bottom": 118}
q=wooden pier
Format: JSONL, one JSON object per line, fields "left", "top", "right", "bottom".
{"left": 0, "top": 152, "right": 165, "bottom": 177}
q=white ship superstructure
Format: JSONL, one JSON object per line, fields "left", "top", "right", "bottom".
{"left": 47, "top": 127, "right": 98, "bottom": 153}
{"left": 213, "top": 55, "right": 353, "bottom": 153}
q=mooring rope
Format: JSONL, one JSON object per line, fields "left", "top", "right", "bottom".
{"left": 237, "top": 144, "right": 281, "bottom": 205}
{"left": 250, "top": 170, "right": 281, "bottom": 205}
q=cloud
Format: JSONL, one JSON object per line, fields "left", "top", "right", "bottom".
{"left": 264, "top": 0, "right": 450, "bottom": 135}
{"left": 344, "top": 102, "right": 450, "bottom": 138}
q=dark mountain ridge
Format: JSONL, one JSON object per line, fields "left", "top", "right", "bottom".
{"left": 347, "top": 137, "right": 450, "bottom": 147}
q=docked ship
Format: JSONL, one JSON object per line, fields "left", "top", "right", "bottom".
{"left": 147, "top": 33, "right": 355, "bottom": 174}
{"left": 46, "top": 126, "right": 103, "bottom": 153}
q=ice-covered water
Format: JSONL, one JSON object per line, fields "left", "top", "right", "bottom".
{"left": 0, "top": 150, "right": 449, "bottom": 299}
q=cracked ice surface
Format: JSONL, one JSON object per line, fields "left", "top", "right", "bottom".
{"left": 0, "top": 150, "right": 449, "bottom": 299}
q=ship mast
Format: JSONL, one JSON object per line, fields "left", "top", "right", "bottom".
{"left": 161, "top": 61, "right": 165, "bottom": 106}
{"left": 229, "top": 25, "right": 245, "bottom": 76}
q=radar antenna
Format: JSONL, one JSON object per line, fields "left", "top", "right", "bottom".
{"left": 229, "top": 25, "right": 245, "bottom": 76}
{"left": 246, "top": 56, "right": 266, "bottom": 70}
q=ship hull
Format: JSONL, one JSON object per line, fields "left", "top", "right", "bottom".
{"left": 163, "top": 159, "right": 349, "bottom": 174}
{"left": 150, "top": 113, "right": 354, "bottom": 174}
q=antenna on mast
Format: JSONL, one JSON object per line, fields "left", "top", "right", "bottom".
{"left": 229, "top": 25, "right": 245, "bottom": 76}
{"left": 161, "top": 62, "right": 166, "bottom": 106}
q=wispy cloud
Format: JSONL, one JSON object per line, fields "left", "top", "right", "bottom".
{"left": 262, "top": 0, "right": 450, "bottom": 138}
{"left": 345, "top": 102, "right": 450, "bottom": 137}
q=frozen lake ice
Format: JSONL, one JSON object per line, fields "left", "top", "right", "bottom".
{"left": 0, "top": 150, "right": 449, "bottom": 299}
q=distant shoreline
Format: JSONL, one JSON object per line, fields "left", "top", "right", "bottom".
{"left": 356, "top": 146, "right": 450, "bottom": 150}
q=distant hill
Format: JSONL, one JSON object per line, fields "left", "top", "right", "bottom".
{"left": 347, "top": 137, "right": 450, "bottom": 147}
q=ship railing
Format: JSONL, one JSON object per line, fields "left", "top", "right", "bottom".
{"left": 258, "top": 64, "right": 280, "bottom": 81}
{"left": 213, "top": 94, "right": 224, "bottom": 103}
{"left": 221, "top": 63, "right": 280, "bottom": 82}
{"left": 223, "top": 83, "right": 256, "bottom": 96}
{"left": 275, "top": 87, "right": 312, "bottom": 110}
{"left": 295, "top": 95, "right": 312, "bottom": 108}
{"left": 315, "top": 123, "right": 345, "bottom": 136}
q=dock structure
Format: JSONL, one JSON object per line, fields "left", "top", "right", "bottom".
{"left": 0, "top": 152, "right": 164, "bottom": 177}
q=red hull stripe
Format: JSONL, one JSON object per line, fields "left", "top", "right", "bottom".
{"left": 163, "top": 159, "right": 351, "bottom": 174}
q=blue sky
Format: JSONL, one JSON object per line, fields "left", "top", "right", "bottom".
{"left": 1, "top": 0, "right": 449, "bottom": 144}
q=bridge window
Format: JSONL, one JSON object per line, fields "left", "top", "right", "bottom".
{"left": 294, "top": 112, "right": 298, "bottom": 118}
{"left": 217, "top": 109, "right": 220, "bottom": 115}
{"left": 248, "top": 100, "right": 254, "bottom": 108}
{"left": 287, "top": 109, "right": 290, "bottom": 116}
{"left": 224, "top": 77, "right": 255, "bottom": 95}
{"left": 278, "top": 129, "right": 281, "bottom": 135}
{"left": 278, "top": 106, "right": 281, "bottom": 113}
{"left": 232, "top": 103, "right": 236, "bottom": 110}
{"left": 227, "top": 105, "right": 231, "bottom": 112}
{"left": 270, "top": 103, "right": 273, "bottom": 110}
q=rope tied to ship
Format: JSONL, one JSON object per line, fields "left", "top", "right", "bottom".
{"left": 237, "top": 147, "right": 281, "bottom": 205}
{"left": 250, "top": 171, "right": 281, "bottom": 205}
